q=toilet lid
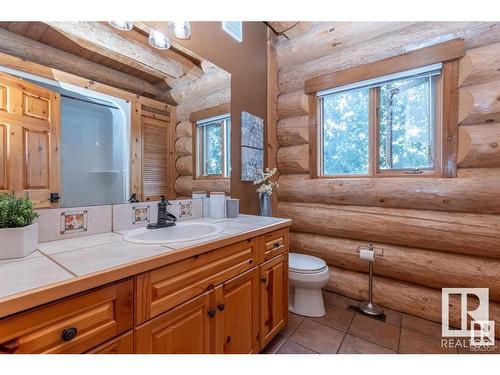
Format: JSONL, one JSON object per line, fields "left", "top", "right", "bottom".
{"left": 289, "top": 253, "right": 327, "bottom": 273}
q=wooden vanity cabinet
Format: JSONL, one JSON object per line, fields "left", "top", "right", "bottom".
{"left": 135, "top": 291, "right": 215, "bottom": 354}
{"left": 259, "top": 253, "right": 288, "bottom": 349}
{"left": 214, "top": 268, "right": 260, "bottom": 354}
{"left": 0, "top": 279, "right": 133, "bottom": 354}
{"left": 0, "top": 226, "right": 289, "bottom": 354}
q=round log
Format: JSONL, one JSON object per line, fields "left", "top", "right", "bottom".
{"left": 176, "top": 121, "right": 193, "bottom": 137}
{"left": 277, "top": 201, "right": 500, "bottom": 259}
{"left": 277, "top": 169, "right": 500, "bottom": 213}
{"left": 277, "top": 144, "right": 309, "bottom": 174}
{"left": 170, "top": 68, "right": 230, "bottom": 104}
{"left": 458, "top": 80, "right": 500, "bottom": 125}
{"left": 326, "top": 266, "right": 500, "bottom": 337}
{"left": 277, "top": 91, "right": 309, "bottom": 119}
{"left": 174, "top": 175, "right": 192, "bottom": 197}
{"left": 457, "top": 123, "right": 500, "bottom": 167}
{"left": 277, "top": 116, "right": 309, "bottom": 146}
{"left": 174, "top": 136, "right": 192, "bottom": 156}
{"left": 176, "top": 155, "right": 193, "bottom": 176}
{"left": 176, "top": 87, "right": 231, "bottom": 121}
{"left": 175, "top": 175, "right": 231, "bottom": 197}
{"left": 277, "top": 22, "right": 414, "bottom": 68}
{"left": 278, "top": 22, "right": 500, "bottom": 94}
{"left": 458, "top": 41, "right": 500, "bottom": 86}
{"left": 291, "top": 232, "right": 500, "bottom": 301}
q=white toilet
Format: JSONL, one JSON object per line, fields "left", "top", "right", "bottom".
{"left": 288, "top": 253, "right": 329, "bottom": 317}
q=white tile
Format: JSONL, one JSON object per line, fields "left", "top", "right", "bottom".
{"left": 36, "top": 205, "right": 112, "bottom": 243}
{"left": 50, "top": 240, "right": 173, "bottom": 276}
{"left": 0, "top": 255, "right": 74, "bottom": 298}
{"left": 39, "top": 232, "right": 122, "bottom": 255}
{"left": 0, "top": 250, "right": 43, "bottom": 266}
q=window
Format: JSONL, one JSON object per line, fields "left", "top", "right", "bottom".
{"left": 222, "top": 21, "right": 243, "bottom": 42}
{"left": 195, "top": 114, "right": 231, "bottom": 178}
{"left": 317, "top": 64, "right": 442, "bottom": 177}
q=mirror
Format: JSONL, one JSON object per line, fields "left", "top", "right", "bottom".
{"left": 0, "top": 23, "right": 230, "bottom": 208}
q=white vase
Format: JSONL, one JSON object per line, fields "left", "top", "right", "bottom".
{"left": 0, "top": 223, "right": 38, "bottom": 260}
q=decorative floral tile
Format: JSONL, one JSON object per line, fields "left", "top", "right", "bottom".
{"left": 179, "top": 202, "right": 192, "bottom": 218}
{"left": 132, "top": 206, "right": 150, "bottom": 224}
{"left": 60, "top": 210, "right": 88, "bottom": 234}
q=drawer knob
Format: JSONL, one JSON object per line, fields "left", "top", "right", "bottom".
{"left": 226, "top": 336, "right": 232, "bottom": 344}
{"left": 217, "top": 303, "right": 225, "bottom": 311}
{"left": 0, "top": 338, "right": 19, "bottom": 354}
{"left": 261, "top": 277, "right": 267, "bottom": 283}
{"left": 207, "top": 309, "right": 216, "bottom": 318}
{"left": 273, "top": 242, "right": 280, "bottom": 248}
{"left": 61, "top": 327, "right": 78, "bottom": 342}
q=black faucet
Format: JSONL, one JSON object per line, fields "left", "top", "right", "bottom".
{"left": 147, "top": 196, "right": 177, "bottom": 229}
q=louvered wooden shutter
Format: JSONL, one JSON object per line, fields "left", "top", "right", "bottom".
{"left": 141, "top": 106, "right": 170, "bottom": 201}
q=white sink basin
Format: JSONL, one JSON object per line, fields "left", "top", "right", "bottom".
{"left": 122, "top": 221, "right": 224, "bottom": 245}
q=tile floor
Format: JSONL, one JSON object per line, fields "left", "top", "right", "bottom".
{"left": 262, "top": 290, "right": 500, "bottom": 354}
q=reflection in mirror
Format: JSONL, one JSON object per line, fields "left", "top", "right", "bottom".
{"left": 173, "top": 60, "right": 231, "bottom": 198}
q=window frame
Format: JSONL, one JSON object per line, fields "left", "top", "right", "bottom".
{"left": 190, "top": 103, "right": 231, "bottom": 180}
{"left": 306, "top": 39, "right": 463, "bottom": 179}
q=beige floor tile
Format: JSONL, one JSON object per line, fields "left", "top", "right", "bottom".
{"left": 289, "top": 319, "right": 345, "bottom": 354}
{"left": 338, "top": 334, "right": 396, "bottom": 354}
{"left": 312, "top": 304, "right": 355, "bottom": 332}
{"left": 277, "top": 341, "right": 318, "bottom": 354}
{"left": 399, "top": 328, "right": 457, "bottom": 354}
{"left": 280, "top": 312, "right": 304, "bottom": 338}
{"left": 401, "top": 314, "right": 442, "bottom": 339}
{"left": 383, "top": 308, "right": 402, "bottom": 327}
{"left": 261, "top": 335, "right": 287, "bottom": 354}
{"left": 348, "top": 314, "right": 400, "bottom": 351}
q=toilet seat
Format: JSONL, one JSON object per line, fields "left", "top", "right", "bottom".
{"left": 289, "top": 253, "right": 327, "bottom": 274}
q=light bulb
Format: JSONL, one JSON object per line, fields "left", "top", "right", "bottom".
{"left": 148, "top": 29, "right": 171, "bottom": 50}
{"left": 168, "top": 21, "right": 191, "bottom": 39}
{"left": 108, "top": 21, "right": 133, "bottom": 31}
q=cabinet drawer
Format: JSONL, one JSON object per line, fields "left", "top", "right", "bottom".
{"left": 0, "top": 279, "right": 133, "bottom": 354}
{"left": 260, "top": 228, "right": 289, "bottom": 262}
{"left": 86, "top": 331, "right": 133, "bottom": 354}
{"left": 135, "top": 238, "right": 257, "bottom": 323}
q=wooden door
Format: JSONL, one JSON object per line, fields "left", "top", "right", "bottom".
{"left": 135, "top": 291, "right": 215, "bottom": 354}
{"left": 214, "top": 268, "right": 260, "bottom": 354}
{"left": 0, "top": 72, "right": 60, "bottom": 207}
{"left": 259, "top": 254, "right": 288, "bottom": 350}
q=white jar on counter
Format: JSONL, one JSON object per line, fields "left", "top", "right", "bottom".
{"left": 210, "top": 192, "right": 226, "bottom": 219}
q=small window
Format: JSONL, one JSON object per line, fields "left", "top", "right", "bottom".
{"left": 196, "top": 114, "right": 231, "bottom": 178}
{"left": 222, "top": 21, "right": 243, "bottom": 42}
{"left": 318, "top": 64, "right": 441, "bottom": 177}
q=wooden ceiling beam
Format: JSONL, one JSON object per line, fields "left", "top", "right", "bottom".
{"left": 0, "top": 27, "right": 175, "bottom": 103}
{"left": 45, "top": 21, "right": 185, "bottom": 80}
{"left": 266, "top": 22, "right": 314, "bottom": 39}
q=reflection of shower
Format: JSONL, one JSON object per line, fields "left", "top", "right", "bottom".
{"left": 60, "top": 94, "right": 130, "bottom": 207}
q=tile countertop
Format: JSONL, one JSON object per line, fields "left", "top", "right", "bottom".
{"left": 0, "top": 215, "right": 291, "bottom": 318}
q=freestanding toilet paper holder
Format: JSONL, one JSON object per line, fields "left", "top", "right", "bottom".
{"left": 357, "top": 243, "right": 385, "bottom": 317}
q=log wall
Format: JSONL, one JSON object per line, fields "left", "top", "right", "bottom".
{"left": 173, "top": 67, "right": 231, "bottom": 197}
{"left": 274, "top": 22, "right": 500, "bottom": 330}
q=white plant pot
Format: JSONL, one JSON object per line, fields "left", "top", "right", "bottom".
{"left": 0, "top": 223, "right": 38, "bottom": 260}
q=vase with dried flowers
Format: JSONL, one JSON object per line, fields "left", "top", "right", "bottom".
{"left": 253, "top": 167, "right": 279, "bottom": 217}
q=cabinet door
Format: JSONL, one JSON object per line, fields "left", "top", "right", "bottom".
{"left": 259, "top": 253, "right": 288, "bottom": 350}
{"left": 214, "top": 268, "right": 260, "bottom": 354}
{"left": 0, "top": 72, "right": 60, "bottom": 208}
{"left": 135, "top": 291, "right": 215, "bottom": 354}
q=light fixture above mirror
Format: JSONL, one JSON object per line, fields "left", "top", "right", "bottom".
{"left": 148, "top": 29, "right": 171, "bottom": 50}
{"left": 168, "top": 21, "right": 192, "bottom": 39}
{"left": 108, "top": 21, "right": 133, "bottom": 31}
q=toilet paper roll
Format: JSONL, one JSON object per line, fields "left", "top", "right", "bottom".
{"left": 360, "top": 249, "right": 375, "bottom": 261}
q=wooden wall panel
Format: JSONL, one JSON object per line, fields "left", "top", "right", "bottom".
{"left": 23, "top": 128, "right": 49, "bottom": 189}
{"left": 22, "top": 92, "right": 50, "bottom": 121}
{"left": 0, "top": 85, "right": 6, "bottom": 111}
{"left": 0, "top": 123, "right": 6, "bottom": 190}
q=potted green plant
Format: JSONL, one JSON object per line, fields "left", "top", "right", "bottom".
{"left": 0, "top": 193, "right": 39, "bottom": 259}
